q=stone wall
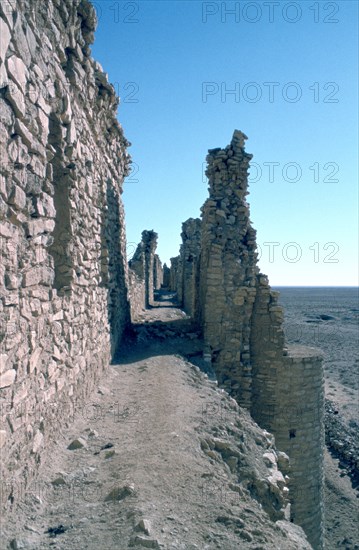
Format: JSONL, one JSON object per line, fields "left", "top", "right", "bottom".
{"left": 0, "top": 0, "right": 130, "bottom": 509}
{"left": 169, "top": 256, "right": 179, "bottom": 293}
{"left": 162, "top": 263, "right": 170, "bottom": 288}
{"left": 177, "top": 130, "right": 324, "bottom": 549}
{"left": 153, "top": 253, "right": 163, "bottom": 290}
{"left": 142, "top": 230, "right": 157, "bottom": 307}
{"left": 129, "top": 230, "right": 158, "bottom": 309}
{"left": 180, "top": 218, "right": 201, "bottom": 320}
{"left": 127, "top": 268, "right": 145, "bottom": 322}
{"left": 199, "top": 132, "right": 258, "bottom": 409}
{"left": 250, "top": 278, "right": 325, "bottom": 549}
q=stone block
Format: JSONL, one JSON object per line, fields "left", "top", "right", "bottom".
{"left": 0, "top": 1, "right": 15, "bottom": 29}
{"left": 0, "top": 368, "right": 16, "bottom": 388}
{"left": 29, "top": 348, "right": 42, "bottom": 373}
{"left": 0, "top": 220, "right": 15, "bottom": 237}
{"left": 0, "top": 353, "right": 8, "bottom": 374}
{"left": 33, "top": 193, "right": 56, "bottom": 218}
{"left": 9, "top": 185, "right": 26, "bottom": 210}
{"left": 5, "top": 84, "right": 26, "bottom": 119}
{"left": 0, "top": 18, "right": 11, "bottom": 64}
{"left": 0, "top": 429, "right": 7, "bottom": 448}
{"left": 6, "top": 55, "right": 28, "bottom": 94}
{"left": 5, "top": 272, "right": 18, "bottom": 290}
{"left": 37, "top": 108, "right": 49, "bottom": 144}
{"left": 32, "top": 430, "right": 43, "bottom": 453}
{"left": 25, "top": 219, "right": 55, "bottom": 237}
{"left": 23, "top": 267, "right": 54, "bottom": 287}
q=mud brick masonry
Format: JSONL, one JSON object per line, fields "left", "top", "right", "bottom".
{"left": 0, "top": 1, "right": 324, "bottom": 548}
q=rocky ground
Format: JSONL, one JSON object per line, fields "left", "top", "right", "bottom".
{"left": 1, "top": 290, "right": 357, "bottom": 549}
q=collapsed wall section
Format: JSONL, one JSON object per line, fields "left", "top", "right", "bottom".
{"left": 0, "top": 0, "right": 130, "bottom": 508}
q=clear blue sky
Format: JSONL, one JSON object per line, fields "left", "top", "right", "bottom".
{"left": 91, "top": 0, "right": 358, "bottom": 286}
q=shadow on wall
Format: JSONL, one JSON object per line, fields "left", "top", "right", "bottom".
{"left": 47, "top": 113, "right": 74, "bottom": 294}
{"left": 100, "top": 179, "right": 130, "bottom": 361}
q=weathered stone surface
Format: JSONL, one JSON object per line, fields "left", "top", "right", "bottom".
{"left": 177, "top": 218, "right": 201, "bottom": 319}
{"left": 0, "top": 354, "right": 8, "bottom": 374}
{"left": 162, "top": 263, "right": 170, "bottom": 287}
{"left": 8, "top": 185, "right": 26, "bottom": 210}
{"left": 6, "top": 55, "right": 28, "bottom": 94}
{"left": 0, "top": 18, "right": 11, "bottom": 64}
{"left": 0, "top": 430, "right": 7, "bottom": 448}
{"left": 28, "top": 348, "right": 42, "bottom": 373}
{"left": 0, "top": 0, "right": 131, "bottom": 522}
{"left": 104, "top": 483, "right": 135, "bottom": 502}
{"left": 67, "top": 438, "right": 87, "bottom": 450}
{"left": 129, "top": 230, "right": 159, "bottom": 315}
{"left": 0, "top": 369, "right": 16, "bottom": 388}
{"left": 5, "top": 83, "right": 26, "bottom": 118}
{"left": 137, "top": 519, "right": 151, "bottom": 535}
{"left": 172, "top": 130, "right": 325, "bottom": 550}
{"left": 32, "top": 430, "right": 44, "bottom": 453}
{"left": 22, "top": 267, "right": 54, "bottom": 287}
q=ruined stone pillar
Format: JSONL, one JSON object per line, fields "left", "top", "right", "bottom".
{"left": 129, "top": 230, "right": 158, "bottom": 308}
{"left": 199, "top": 130, "right": 258, "bottom": 408}
{"left": 176, "top": 247, "right": 184, "bottom": 306}
{"left": 142, "top": 230, "right": 158, "bottom": 307}
{"left": 198, "top": 131, "right": 325, "bottom": 548}
{"left": 170, "top": 256, "right": 179, "bottom": 293}
{"left": 153, "top": 254, "right": 163, "bottom": 290}
{"left": 250, "top": 276, "right": 325, "bottom": 550}
{"left": 162, "top": 263, "right": 170, "bottom": 288}
{"left": 180, "top": 218, "right": 201, "bottom": 320}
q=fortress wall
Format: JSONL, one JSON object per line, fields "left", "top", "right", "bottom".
{"left": 128, "top": 268, "right": 145, "bottom": 322}
{"left": 180, "top": 218, "right": 201, "bottom": 320}
{"left": 128, "top": 230, "right": 158, "bottom": 311}
{"left": 153, "top": 254, "right": 163, "bottom": 290}
{"left": 199, "top": 131, "right": 258, "bottom": 409}
{"left": 162, "top": 263, "right": 170, "bottom": 288}
{"left": 250, "top": 278, "right": 325, "bottom": 549}
{"left": 182, "top": 130, "right": 325, "bottom": 548}
{"left": 0, "top": 0, "right": 130, "bottom": 507}
{"left": 169, "top": 256, "right": 179, "bottom": 293}
{"left": 142, "top": 230, "right": 157, "bottom": 307}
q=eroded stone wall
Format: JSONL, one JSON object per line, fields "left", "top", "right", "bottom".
{"left": 127, "top": 268, "right": 145, "bottom": 322}
{"left": 177, "top": 130, "right": 325, "bottom": 549}
{"left": 0, "top": 0, "right": 130, "bottom": 509}
{"left": 199, "top": 131, "right": 258, "bottom": 408}
{"left": 250, "top": 276, "right": 325, "bottom": 549}
{"left": 162, "top": 262, "right": 170, "bottom": 288}
{"left": 180, "top": 218, "right": 201, "bottom": 320}
{"left": 128, "top": 229, "right": 159, "bottom": 312}
{"left": 153, "top": 253, "right": 163, "bottom": 290}
{"left": 169, "top": 256, "right": 179, "bottom": 293}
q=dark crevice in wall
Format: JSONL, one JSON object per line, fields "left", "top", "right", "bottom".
{"left": 101, "top": 179, "right": 130, "bottom": 359}
{"left": 47, "top": 114, "right": 73, "bottom": 294}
